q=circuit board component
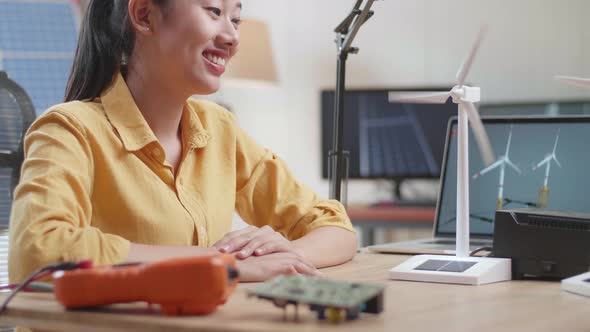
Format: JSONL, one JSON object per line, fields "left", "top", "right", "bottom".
{"left": 248, "top": 275, "right": 384, "bottom": 323}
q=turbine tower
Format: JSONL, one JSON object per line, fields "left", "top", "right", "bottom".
{"left": 472, "top": 125, "right": 521, "bottom": 209}
{"left": 532, "top": 129, "right": 561, "bottom": 208}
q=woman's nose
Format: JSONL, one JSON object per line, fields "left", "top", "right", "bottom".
{"left": 216, "top": 20, "right": 239, "bottom": 49}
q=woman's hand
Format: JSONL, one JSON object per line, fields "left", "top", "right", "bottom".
{"left": 213, "top": 225, "right": 304, "bottom": 260}
{"left": 235, "top": 252, "right": 322, "bottom": 282}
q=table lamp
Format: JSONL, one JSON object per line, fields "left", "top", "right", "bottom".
{"left": 223, "top": 19, "right": 279, "bottom": 88}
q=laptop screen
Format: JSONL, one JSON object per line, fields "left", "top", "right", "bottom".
{"left": 435, "top": 116, "right": 590, "bottom": 237}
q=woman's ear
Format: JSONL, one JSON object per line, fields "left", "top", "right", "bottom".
{"left": 128, "top": 0, "right": 155, "bottom": 35}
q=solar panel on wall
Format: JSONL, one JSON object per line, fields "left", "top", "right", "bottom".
{"left": 0, "top": 0, "right": 80, "bottom": 113}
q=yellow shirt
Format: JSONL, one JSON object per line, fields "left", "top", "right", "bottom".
{"left": 9, "top": 73, "right": 353, "bottom": 282}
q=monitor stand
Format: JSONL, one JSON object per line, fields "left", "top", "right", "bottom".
{"left": 384, "top": 178, "right": 436, "bottom": 208}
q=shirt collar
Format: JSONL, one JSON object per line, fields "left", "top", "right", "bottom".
{"left": 100, "top": 72, "right": 210, "bottom": 151}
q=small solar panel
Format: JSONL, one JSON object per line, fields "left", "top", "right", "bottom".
{"left": 414, "top": 259, "right": 448, "bottom": 271}
{"left": 414, "top": 259, "right": 477, "bottom": 273}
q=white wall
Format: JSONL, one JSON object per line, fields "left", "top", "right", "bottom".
{"left": 214, "top": 0, "right": 590, "bottom": 204}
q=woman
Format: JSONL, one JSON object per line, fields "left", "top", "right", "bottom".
{"left": 8, "top": 0, "right": 356, "bottom": 283}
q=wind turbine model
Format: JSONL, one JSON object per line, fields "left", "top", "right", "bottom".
{"left": 554, "top": 76, "right": 590, "bottom": 89}
{"left": 532, "top": 130, "right": 561, "bottom": 208}
{"left": 472, "top": 125, "right": 522, "bottom": 209}
{"left": 388, "top": 27, "right": 512, "bottom": 285}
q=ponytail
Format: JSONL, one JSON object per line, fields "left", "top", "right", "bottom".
{"left": 64, "top": 0, "right": 135, "bottom": 102}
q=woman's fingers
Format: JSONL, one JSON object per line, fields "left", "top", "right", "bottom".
{"left": 253, "top": 240, "right": 291, "bottom": 257}
{"left": 213, "top": 226, "right": 258, "bottom": 253}
{"left": 235, "top": 234, "right": 268, "bottom": 259}
{"left": 220, "top": 226, "right": 278, "bottom": 256}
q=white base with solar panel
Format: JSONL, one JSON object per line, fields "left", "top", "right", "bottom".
{"left": 389, "top": 255, "right": 511, "bottom": 286}
{"left": 561, "top": 272, "right": 590, "bottom": 297}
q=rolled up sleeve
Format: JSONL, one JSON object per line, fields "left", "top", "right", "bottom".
{"left": 9, "top": 110, "right": 129, "bottom": 283}
{"left": 233, "top": 121, "right": 354, "bottom": 240}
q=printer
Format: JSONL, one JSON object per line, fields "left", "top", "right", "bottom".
{"left": 493, "top": 208, "right": 590, "bottom": 280}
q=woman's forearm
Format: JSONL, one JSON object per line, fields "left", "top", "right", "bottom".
{"left": 292, "top": 226, "right": 357, "bottom": 268}
{"left": 127, "top": 243, "right": 218, "bottom": 262}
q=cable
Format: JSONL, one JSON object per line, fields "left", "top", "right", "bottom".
{"left": 470, "top": 246, "right": 493, "bottom": 257}
{"left": 0, "top": 260, "right": 92, "bottom": 313}
{"left": 0, "top": 282, "right": 53, "bottom": 293}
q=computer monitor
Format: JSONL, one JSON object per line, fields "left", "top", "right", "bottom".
{"left": 320, "top": 88, "right": 457, "bottom": 199}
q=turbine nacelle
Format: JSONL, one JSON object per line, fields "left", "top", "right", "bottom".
{"left": 451, "top": 86, "right": 481, "bottom": 103}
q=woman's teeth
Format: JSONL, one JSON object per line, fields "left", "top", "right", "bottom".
{"left": 204, "top": 53, "right": 226, "bottom": 66}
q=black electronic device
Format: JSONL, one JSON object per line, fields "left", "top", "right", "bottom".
{"left": 493, "top": 208, "right": 590, "bottom": 280}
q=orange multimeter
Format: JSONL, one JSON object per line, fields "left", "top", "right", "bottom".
{"left": 52, "top": 254, "right": 238, "bottom": 315}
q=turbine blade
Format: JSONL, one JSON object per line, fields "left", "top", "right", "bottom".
{"left": 555, "top": 75, "right": 590, "bottom": 90}
{"left": 456, "top": 25, "right": 487, "bottom": 86}
{"left": 553, "top": 155, "right": 562, "bottom": 168}
{"left": 505, "top": 125, "right": 513, "bottom": 156}
{"left": 533, "top": 156, "right": 551, "bottom": 170}
{"left": 463, "top": 102, "right": 495, "bottom": 165}
{"left": 553, "top": 129, "right": 560, "bottom": 154}
{"left": 505, "top": 158, "right": 522, "bottom": 174}
{"left": 388, "top": 91, "right": 451, "bottom": 104}
{"left": 473, "top": 159, "right": 503, "bottom": 179}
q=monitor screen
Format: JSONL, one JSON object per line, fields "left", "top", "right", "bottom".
{"left": 321, "top": 89, "right": 457, "bottom": 179}
{"left": 436, "top": 116, "right": 590, "bottom": 237}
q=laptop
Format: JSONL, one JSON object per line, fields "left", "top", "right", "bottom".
{"left": 369, "top": 115, "right": 590, "bottom": 255}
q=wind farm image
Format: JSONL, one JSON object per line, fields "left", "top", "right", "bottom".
{"left": 436, "top": 120, "right": 589, "bottom": 236}
{"left": 472, "top": 125, "right": 521, "bottom": 209}
{"left": 532, "top": 129, "right": 561, "bottom": 208}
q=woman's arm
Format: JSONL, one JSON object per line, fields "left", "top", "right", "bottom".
{"left": 291, "top": 226, "right": 357, "bottom": 268}
{"left": 9, "top": 111, "right": 132, "bottom": 283}
{"left": 213, "top": 225, "right": 357, "bottom": 269}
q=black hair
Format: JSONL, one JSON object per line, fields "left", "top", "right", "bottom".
{"left": 64, "top": 0, "right": 167, "bottom": 102}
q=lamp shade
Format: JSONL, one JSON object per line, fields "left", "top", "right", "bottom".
{"left": 223, "top": 19, "right": 279, "bottom": 87}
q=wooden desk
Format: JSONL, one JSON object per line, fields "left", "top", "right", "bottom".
{"left": 347, "top": 206, "right": 436, "bottom": 246}
{"left": 1, "top": 252, "right": 588, "bottom": 332}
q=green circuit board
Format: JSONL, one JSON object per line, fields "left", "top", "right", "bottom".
{"left": 248, "top": 275, "right": 384, "bottom": 311}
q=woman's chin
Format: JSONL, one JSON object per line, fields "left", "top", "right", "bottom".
{"left": 190, "top": 80, "right": 221, "bottom": 96}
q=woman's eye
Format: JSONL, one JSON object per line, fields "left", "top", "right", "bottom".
{"left": 206, "top": 7, "right": 221, "bottom": 16}
{"left": 232, "top": 18, "right": 242, "bottom": 25}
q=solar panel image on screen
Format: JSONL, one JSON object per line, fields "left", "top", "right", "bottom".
{"left": 0, "top": 0, "right": 79, "bottom": 113}
{"left": 321, "top": 89, "right": 457, "bottom": 180}
{"left": 359, "top": 103, "right": 439, "bottom": 176}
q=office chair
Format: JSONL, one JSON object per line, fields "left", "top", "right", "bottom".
{"left": 0, "top": 72, "right": 36, "bottom": 332}
{"left": 0, "top": 71, "right": 35, "bottom": 213}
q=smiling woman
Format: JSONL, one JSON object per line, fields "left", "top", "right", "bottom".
{"left": 8, "top": 0, "right": 357, "bottom": 284}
